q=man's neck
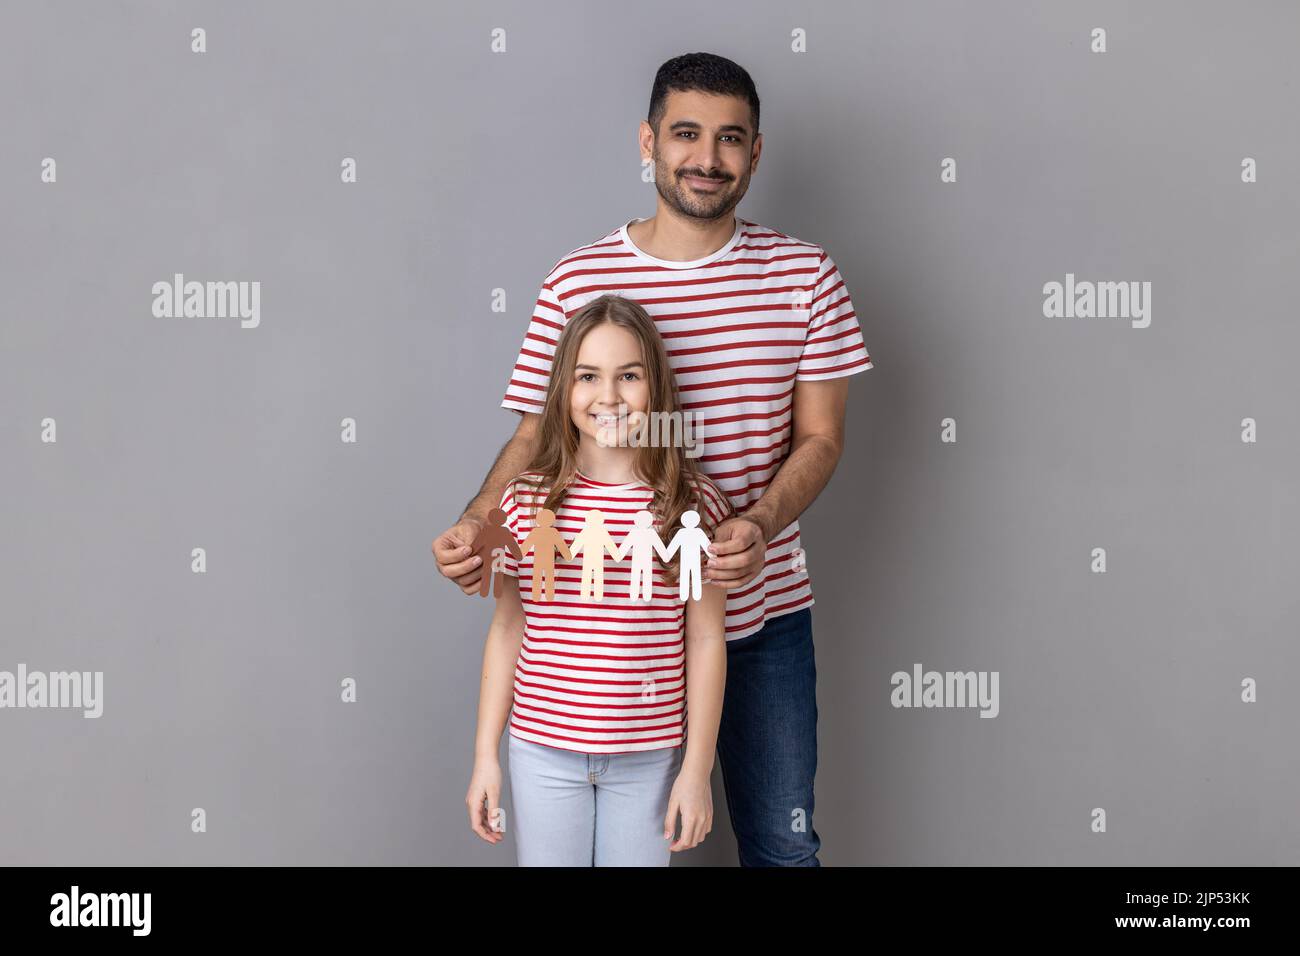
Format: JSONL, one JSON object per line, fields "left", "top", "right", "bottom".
{"left": 628, "top": 209, "right": 736, "bottom": 262}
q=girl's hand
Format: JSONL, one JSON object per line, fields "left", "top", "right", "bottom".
{"left": 664, "top": 768, "right": 713, "bottom": 851}
{"left": 466, "top": 759, "right": 506, "bottom": 844}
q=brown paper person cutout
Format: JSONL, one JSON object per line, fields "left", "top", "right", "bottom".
{"left": 469, "top": 507, "right": 523, "bottom": 598}
{"left": 570, "top": 509, "right": 622, "bottom": 601}
{"left": 519, "top": 507, "right": 571, "bottom": 602}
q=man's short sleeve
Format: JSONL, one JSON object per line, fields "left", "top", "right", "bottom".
{"left": 496, "top": 480, "right": 520, "bottom": 578}
{"left": 795, "top": 249, "right": 874, "bottom": 381}
{"left": 501, "top": 280, "right": 567, "bottom": 414}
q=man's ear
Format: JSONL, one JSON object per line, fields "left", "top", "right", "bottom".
{"left": 638, "top": 119, "right": 655, "bottom": 161}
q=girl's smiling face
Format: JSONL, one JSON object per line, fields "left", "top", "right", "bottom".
{"left": 570, "top": 321, "right": 651, "bottom": 449}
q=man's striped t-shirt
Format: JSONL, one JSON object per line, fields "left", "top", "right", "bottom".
{"left": 500, "top": 217, "right": 873, "bottom": 641}
{"left": 498, "top": 469, "right": 733, "bottom": 754}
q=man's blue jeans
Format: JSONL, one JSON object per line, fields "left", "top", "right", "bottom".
{"left": 716, "top": 607, "right": 821, "bottom": 866}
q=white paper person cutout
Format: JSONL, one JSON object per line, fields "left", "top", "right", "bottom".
{"left": 613, "top": 509, "right": 672, "bottom": 602}
{"left": 569, "top": 509, "right": 621, "bottom": 601}
{"left": 660, "top": 509, "right": 711, "bottom": 601}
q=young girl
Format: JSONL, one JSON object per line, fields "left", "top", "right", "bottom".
{"left": 464, "top": 293, "right": 734, "bottom": 866}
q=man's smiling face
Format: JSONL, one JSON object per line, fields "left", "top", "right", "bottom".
{"left": 644, "top": 89, "right": 761, "bottom": 222}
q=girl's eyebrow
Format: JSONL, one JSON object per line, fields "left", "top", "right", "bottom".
{"left": 575, "top": 362, "right": 645, "bottom": 371}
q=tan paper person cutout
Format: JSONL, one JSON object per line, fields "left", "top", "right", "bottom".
{"left": 519, "top": 507, "right": 571, "bottom": 602}
{"left": 570, "top": 509, "right": 621, "bottom": 601}
{"left": 613, "top": 509, "right": 672, "bottom": 602}
{"left": 661, "top": 509, "right": 712, "bottom": 602}
{"left": 469, "top": 507, "right": 523, "bottom": 598}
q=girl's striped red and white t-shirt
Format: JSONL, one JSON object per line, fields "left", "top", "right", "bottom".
{"left": 500, "top": 217, "right": 872, "bottom": 641}
{"left": 497, "top": 469, "right": 732, "bottom": 754}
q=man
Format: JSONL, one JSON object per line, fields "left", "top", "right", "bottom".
{"left": 433, "top": 52, "right": 872, "bottom": 866}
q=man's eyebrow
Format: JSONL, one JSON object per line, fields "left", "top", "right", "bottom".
{"left": 668, "top": 119, "right": 749, "bottom": 137}
{"left": 575, "top": 362, "right": 645, "bottom": 371}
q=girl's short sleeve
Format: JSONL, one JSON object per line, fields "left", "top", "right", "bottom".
{"left": 693, "top": 475, "right": 735, "bottom": 532}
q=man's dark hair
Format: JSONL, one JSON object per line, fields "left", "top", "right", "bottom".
{"left": 647, "top": 52, "right": 760, "bottom": 139}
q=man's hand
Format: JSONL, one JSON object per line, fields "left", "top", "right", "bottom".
{"left": 703, "top": 516, "right": 767, "bottom": 590}
{"left": 432, "top": 515, "right": 487, "bottom": 595}
{"left": 433, "top": 411, "right": 542, "bottom": 598}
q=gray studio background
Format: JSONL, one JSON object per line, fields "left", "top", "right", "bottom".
{"left": 2, "top": 0, "right": 1298, "bottom": 866}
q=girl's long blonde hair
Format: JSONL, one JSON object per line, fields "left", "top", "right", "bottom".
{"left": 519, "top": 293, "right": 733, "bottom": 586}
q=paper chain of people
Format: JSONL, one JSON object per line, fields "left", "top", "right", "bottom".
{"left": 471, "top": 507, "right": 712, "bottom": 603}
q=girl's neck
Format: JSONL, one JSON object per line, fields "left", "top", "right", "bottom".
{"left": 575, "top": 439, "right": 639, "bottom": 485}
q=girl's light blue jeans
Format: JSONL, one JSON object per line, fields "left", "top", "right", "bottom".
{"left": 507, "top": 734, "right": 683, "bottom": 866}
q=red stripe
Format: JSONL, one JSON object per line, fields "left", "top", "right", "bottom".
{"left": 799, "top": 356, "right": 872, "bottom": 377}
{"left": 513, "top": 700, "right": 684, "bottom": 723}
{"left": 511, "top": 711, "right": 684, "bottom": 735}
{"left": 509, "top": 723, "right": 684, "bottom": 749}
{"left": 513, "top": 677, "right": 684, "bottom": 699}
{"left": 514, "top": 688, "right": 685, "bottom": 710}
{"left": 517, "top": 657, "right": 683, "bottom": 678}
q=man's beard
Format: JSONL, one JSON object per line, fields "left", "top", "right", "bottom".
{"left": 652, "top": 155, "right": 746, "bottom": 221}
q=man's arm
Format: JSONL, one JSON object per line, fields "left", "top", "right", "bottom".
{"left": 433, "top": 411, "right": 541, "bottom": 594}
{"left": 742, "top": 378, "right": 847, "bottom": 542}
{"left": 704, "top": 378, "right": 849, "bottom": 588}
{"left": 460, "top": 412, "right": 542, "bottom": 523}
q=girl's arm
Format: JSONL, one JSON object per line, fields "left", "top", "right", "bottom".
{"left": 664, "top": 580, "right": 728, "bottom": 851}
{"left": 465, "top": 576, "right": 525, "bottom": 844}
